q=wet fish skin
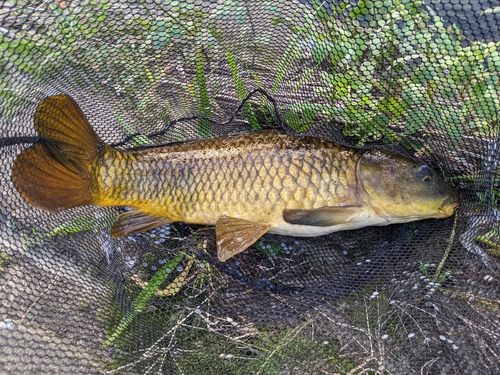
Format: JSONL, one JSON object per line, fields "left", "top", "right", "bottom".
{"left": 92, "top": 132, "right": 362, "bottom": 233}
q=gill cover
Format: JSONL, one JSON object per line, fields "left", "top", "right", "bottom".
{"left": 357, "top": 150, "right": 458, "bottom": 220}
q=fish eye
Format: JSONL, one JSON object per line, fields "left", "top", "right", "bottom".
{"left": 417, "top": 166, "right": 433, "bottom": 182}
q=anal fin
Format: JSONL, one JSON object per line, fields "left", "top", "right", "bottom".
{"left": 216, "top": 216, "right": 271, "bottom": 262}
{"left": 283, "top": 206, "right": 362, "bottom": 227}
{"left": 111, "top": 209, "right": 171, "bottom": 237}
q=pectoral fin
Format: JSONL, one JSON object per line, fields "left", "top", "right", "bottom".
{"left": 216, "top": 216, "right": 271, "bottom": 262}
{"left": 111, "top": 209, "right": 171, "bottom": 237}
{"left": 283, "top": 206, "right": 362, "bottom": 227}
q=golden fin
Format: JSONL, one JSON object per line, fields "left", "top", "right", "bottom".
{"left": 283, "top": 206, "right": 362, "bottom": 227}
{"left": 216, "top": 216, "right": 271, "bottom": 262}
{"left": 110, "top": 209, "right": 171, "bottom": 237}
{"left": 34, "top": 95, "right": 102, "bottom": 157}
{"left": 12, "top": 95, "right": 104, "bottom": 212}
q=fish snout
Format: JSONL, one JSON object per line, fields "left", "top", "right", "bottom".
{"left": 437, "top": 196, "right": 459, "bottom": 217}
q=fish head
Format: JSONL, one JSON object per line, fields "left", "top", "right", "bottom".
{"left": 357, "top": 149, "right": 459, "bottom": 221}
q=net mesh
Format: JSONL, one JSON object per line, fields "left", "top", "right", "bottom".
{"left": 1, "top": 0, "right": 499, "bottom": 374}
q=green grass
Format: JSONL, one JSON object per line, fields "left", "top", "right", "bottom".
{"left": 104, "top": 311, "right": 358, "bottom": 374}
{"left": 226, "top": 51, "right": 261, "bottom": 130}
{"left": 114, "top": 112, "right": 152, "bottom": 146}
{"left": 103, "top": 251, "right": 187, "bottom": 347}
{"left": 48, "top": 214, "right": 118, "bottom": 237}
{"left": 176, "top": 322, "right": 357, "bottom": 375}
{"left": 196, "top": 48, "right": 213, "bottom": 138}
{"left": 253, "top": 238, "right": 283, "bottom": 259}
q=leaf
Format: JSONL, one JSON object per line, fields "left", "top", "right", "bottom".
{"left": 311, "top": 39, "right": 330, "bottom": 64}
{"left": 272, "top": 34, "right": 304, "bottom": 93}
{"left": 424, "top": 105, "right": 440, "bottom": 126}
{"left": 471, "top": 82, "right": 487, "bottom": 98}
{"left": 196, "top": 48, "right": 212, "bottom": 138}
{"left": 281, "top": 101, "right": 318, "bottom": 133}
{"left": 482, "top": 7, "right": 500, "bottom": 15}
{"left": 377, "top": 96, "right": 408, "bottom": 117}
{"left": 476, "top": 95, "right": 499, "bottom": 120}
{"left": 226, "top": 51, "right": 260, "bottom": 130}
{"left": 404, "top": 109, "right": 425, "bottom": 134}
{"left": 312, "top": 0, "right": 330, "bottom": 23}
{"left": 440, "top": 86, "right": 455, "bottom": 99}
{"left": 487, "top": 50, "right": 500, "bottom": 71}
{"left": 283, "top": 111, "right": 300, "bottom": 130}
{"left": 49, "top": 214, "right": 117, "bottom": 236}
{"left": 402, "top": 84, "right": 427, "bottom": 106}
{"left": 413, "top": 65, "right": 437, "bottom": 84}
{"left": 253, "top": 240, "right": 282, "bottom": 258}
{"left": 265, "top": 1, "right": 280, "bottom": 16}
{"left": 438, "top": 106, "right": 463, "bottom": 141}
{"left": 272, "top": 17, "right": 284, "bottom": 26}
{"left": 156, "top": 258, "right": 194, "bottom": 296}
{"left": 114, "top": 112, "right": 152, "bottom": 146}
{"left": 235, "top": 6, "right": 247, "bottom": 23}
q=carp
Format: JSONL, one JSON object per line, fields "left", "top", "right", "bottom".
{"left": 12, "top": 95, "right": 459, "bottom": 261}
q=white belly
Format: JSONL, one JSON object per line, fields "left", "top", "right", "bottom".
{"left": 268, "top": 213, "right": 391, "bottom": 237}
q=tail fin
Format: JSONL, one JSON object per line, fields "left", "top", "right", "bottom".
{"left": 12, "top": 95, "right": 104, "bottom": 212}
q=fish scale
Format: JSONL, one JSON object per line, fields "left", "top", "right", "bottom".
{"left": 93, "top": 132, "right": 360, "bottom": 228}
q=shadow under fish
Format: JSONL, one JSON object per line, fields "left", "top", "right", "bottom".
{"left": 196, "top": 223, "right": 420, "bottom": 298}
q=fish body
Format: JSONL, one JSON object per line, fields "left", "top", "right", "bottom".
{"left": 12, "top": 95, "right": 459, "bottom": 261}
{"left": 94, "top": 133, "right": 365, "bottom": 236}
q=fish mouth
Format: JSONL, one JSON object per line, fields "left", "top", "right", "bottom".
{"left": 438, "top": 196, "right": 460, "bottom": 217}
